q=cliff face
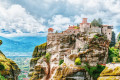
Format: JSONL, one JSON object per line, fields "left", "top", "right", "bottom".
{"left": 29, "top": 43, "right": 47, "bottom": 79}
{"left": 29, "top": 33, "right": 110, "bottom": 80}
{"left": 98, "top": 63, "right": 120, "bottom": 80}
{"left": 0, "top": 51, "right": 20, "bottom": 80}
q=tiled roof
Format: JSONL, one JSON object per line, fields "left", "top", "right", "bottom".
{"left": 48, "top": 28, "right": 54, "bottom": 31}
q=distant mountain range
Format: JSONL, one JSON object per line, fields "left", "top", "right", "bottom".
{"left": 0, "top": 36, "right": 47, "bottom": 54}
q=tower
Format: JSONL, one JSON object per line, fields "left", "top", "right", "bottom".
{"left": 82, "top": 18, "right": 87, "bottom": 24}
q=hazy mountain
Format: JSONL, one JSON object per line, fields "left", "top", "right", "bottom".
{"left": 0, "top": 36, "right": 47, "bottom": 53}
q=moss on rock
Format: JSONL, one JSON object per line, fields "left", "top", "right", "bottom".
{"left": 0, "top": 51, "right": 20, "bottom": 79}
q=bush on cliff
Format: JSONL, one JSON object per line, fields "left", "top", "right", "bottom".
{"left": 0, "top": 40, "right": 2, "bottom": 45}
{"left": 84, "top": 63, "right": 105, "bottom": 79}
{"left": 94, "top": 35, "right": 99, "bottom": 39}
{"left": 59, "top": 60, "right": 64, "bottom": 65}
{"left": 75, "top": 58, "right": 81, "bottom": 65}
{"left": 108, "top": 47, "right": 119, "bottom": 62}
{"left": 45, "top": 53, "right": 51, "bottom": 62}
{"left": 0, "top": 73, "right": 6, "bottom": 80}
{"left": 0, "top": 63, "right": 4, "bottom": 70}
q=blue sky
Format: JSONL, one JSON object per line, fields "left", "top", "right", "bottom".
{"left": 0, "top": 0, "right": 120, "bottom": 37}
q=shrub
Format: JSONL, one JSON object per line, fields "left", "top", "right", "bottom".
{"left": 94, "top": 35, "right": 99, "bottom": 39}
{"left": 45, "top": 53, "right": 51, "bottom": 62}
{"left": 108, "top": 47, "right": 119, "bottom": 62}
{"left": 59, "top": 60, "right": 64, "bottom": 65}
{"left": 0, "top": 63, "right": 4, "bottom": 71}
{"left": 84, "top": 63, "right": 105, "bottom": 79}
{"left": 0, "top": 40, "right": 2, "bottom": 45}
{"left": 75, "top": 58, "right": 81, "bottom": 65}
{"left": 0, "top": 72, "right": 6, "bottom": 80}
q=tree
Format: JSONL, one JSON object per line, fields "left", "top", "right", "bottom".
{"left": 55, "top": 31, "right": 58, "bottom": 34}
{"left": 91, "top": 18, "right": 103, "bottom": 27}
{"left": 91, "top": 19, "right": 98, "bottom": 27}
{"left": 108, "top": 47, "right": 119, "bottom": 62}
{"left": 75, "top": 58, "right": 81, "bottom": 65}
{"left": 0, "top": 40, "right": 2, "bottom": 46}
{"left": 110, "top": 31, "right": 116, "bottom": 47}
{"left": 98, "top": 18, "right": 102, "bottom": 27}
{"left": 117, "top": 33, "right": 120, "bottom": 42}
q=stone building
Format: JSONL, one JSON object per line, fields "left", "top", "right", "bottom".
{"left": 47, "top": 18, "right": 113, "bottom": 41}
{"left": 47, "top": 18, "right": 113, "bottom": 61}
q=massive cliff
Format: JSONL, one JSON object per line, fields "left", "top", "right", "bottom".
{"left": 0, "top": 50, "right": 20, "bottom": 80}
{"left": 29, "top": 33, "right": 110, "bottom": 80}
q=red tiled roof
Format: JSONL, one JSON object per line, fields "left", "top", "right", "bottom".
{"left": 48, "top": 28, "right": 53, "bottom": 30}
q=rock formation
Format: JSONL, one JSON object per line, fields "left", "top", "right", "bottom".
{"left": 0, "top": 51, "right": 20, "bottom": 80}
{"left": 29, "top": 32, "right": 110, "bottom": 80}
{"left": 98, "top": 63, "right": 120, "bottom": 80}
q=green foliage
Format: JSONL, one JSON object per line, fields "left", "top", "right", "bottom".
{"left": 0, "top": 73, "right": 6, "bottom": 80}
{"left": 38, "top": 42, "right": 47, "bottom": 49}
{"left": 110, "top": 31, "right": 116, "bottom": 47}
{"left": 117, "top": 33, "right": 120, "bottom": 42}
{"left": 0, "top": 40, "right": 2, "bottom": 46}
{"left": 55, "top": 31, "right": 58, "bottom": 33}
{"left": 91, "top": 18, "right": 102, "bottom": 27}
{"left": 0, "top": 63, "right": 4, "bottom": 71}
{"left": 74, "top": 26, "right": 79, "bottom": 29}
{"left": 59, "top": 60, "right": 64, "bottom": 65}
{"left": 94, "top": 35, "right": 99, "bottom": 39}
{"left": 75, "top": 58, "right": 81, "bottom": 65}
{"left": 32, "top": 42, "right": 47, "bottom": 57}
{"left": 84, "top": 63, "right": 105, "bottom": 79}
{"left": 108, "top": 47, "right": 119, "bottom": 62}
{"left": 45, "top": 53, "right": 51, "bottom": 62}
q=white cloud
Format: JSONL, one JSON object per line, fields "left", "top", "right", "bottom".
{"left": 0, "top": 1, "right": 47, "bottom": 37}
{"left": 48, "top": 15, "right": 70, "bottom": 25}
{"left": 48, "top": 15, "right": 72, "bottom": 31}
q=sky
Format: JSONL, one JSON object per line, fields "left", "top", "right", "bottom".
{"left": 0, "top": 0, "right": 120, "bottom": 37}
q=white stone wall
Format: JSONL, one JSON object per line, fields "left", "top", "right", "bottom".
{"left": 64, "top": 56, "right": 75, "bottom": 66}
{"left": 71, "top": 49, "right": 78, "bottom": 54}
{"left": 88, "top": 27, "right": 102, "bottom": 34}
{"left": 79, "top": 24, "right": 90, "bottom": 32}
{"left": 102, "top": 27, "right": 112, "bottom": 41}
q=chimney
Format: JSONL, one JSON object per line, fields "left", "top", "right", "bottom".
{"left": 82, "top": 18, "right": 87, "bottom": 23}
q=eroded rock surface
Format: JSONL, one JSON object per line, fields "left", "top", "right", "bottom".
{"left": 98, "top": 63, "right": 120, "bottom": 80}
{"left": 29, "top": 33, "right": 110, "bottom": 80}
{"left": 0, "top": 51, "right": 20, "bottom": 80}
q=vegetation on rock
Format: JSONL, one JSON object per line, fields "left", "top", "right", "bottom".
{"left": 0, "top": 63, "right": 4, "bottom": 70}
{"left": 108, "top": 47, "right": 119, "bottom": 62}
{"left": 59, "top": 60, "right": 64, "bottom": 65}
{"left": 32, "top": 42, "right": 47, "bottom": 57}
{"left": 0, "top": 73, "right": 6, "bottom": 80}
{"left": 0, "top": 40, "right": 2, "bottom": 45}
{"left": 75, "top": 58, "right": 81, "bottom": 65}
{"left": 45, "top": 53, "right": 51, "bottom": 62}
{"left": 84, "top": 63, "right": 105, "bottom": 79}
